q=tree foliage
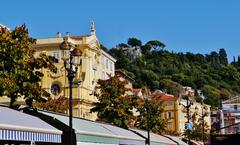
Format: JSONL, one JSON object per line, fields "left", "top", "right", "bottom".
{"left": 127, "top": 37, "right": 142, "bottom": 47}
{"left": 0, "top": 25, "right": 56, "bottom": 108}
{"left": 90, "top": 75, "right": 137, "bottom": 129}
{"left": 219, "top": 48, "right": 228, "bottom": 65}
{"left": 33, "top": 96, "right": 69, "bottom": 113}
{"left": 135, "top": 87, "right": 166, "bottom": 134}
{"left": 145, "top": 40, "right": 166, "bottom": 50}
{"left": 184, "top": 105, "right": 210, "bottom": 141}
{"left": 109, "top": 38, "right": 240, "bottom": 107}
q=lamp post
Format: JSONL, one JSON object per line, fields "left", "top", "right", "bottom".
{"left": 179, "top": 95, "right": 193, "bottom": 145}
{"left": 142, "top": 86, "right": 151, "bottom": 145}
{"left": 60, "top": 36, "right": 82, "bottom": 145}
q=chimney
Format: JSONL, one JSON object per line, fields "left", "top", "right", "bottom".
{"left": 56, "top": 32, "right": 61, "bottom": 38}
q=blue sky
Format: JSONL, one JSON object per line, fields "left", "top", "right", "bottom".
{"left": 1, "top": 0, "right": 239, "bottom": 61}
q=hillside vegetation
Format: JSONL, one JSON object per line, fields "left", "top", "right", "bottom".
{"left": 107, "top": 38, "right": 240, "bottom": 107}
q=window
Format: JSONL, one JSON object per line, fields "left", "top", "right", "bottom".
{"left": 167, "top": 122, "right": 172, "bottom": 129}
{"left": 234, "top": 105, "right": 238, "bottom": 110}
{"left": 93, "top": 55, "right": 97, "bottom": 70}
{"left": 51, "top": 83, "right": 61, "bottom": 96}
{"left": 106, "top": 59, "right": 109, "bottom": 69}
{"left": 110, "top": 61, "right": 113, "bottom": 71}
{"left": 52, "top": 51, "right": 60, "bottom": 63}
{"left": 101, "top": 56, "right": 104, "bottom": 65}
{"left": 102, "top": 72, "right": 105, "bottom": 80}
{"left": 167, "top": 112, "right": 172, "bottom": 119}
{"left": 167, "top": 101, "right": 172, "bottom": 106}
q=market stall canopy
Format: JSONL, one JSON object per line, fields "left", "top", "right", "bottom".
{"left": 0, "top": 105, "right": 62, "bottom": 143}
{"left": 100, "top": 123, "right": 145, "bottom": 145}
{"left": 130, "top": 128, "right": 177, "bottom": 145}
{"left": 41, "top": 111, "right": 145, "bottom": 145}
{"left": 164, "top": 135, "right": 187, "bottom": 145}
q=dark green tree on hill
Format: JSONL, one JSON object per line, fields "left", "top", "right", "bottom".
{"left": 219, "top": 48, "right": 228, "bottom": 65}
{"left": 109, "top": 37, "right": 240, "bottom": 107}
{"left": 127, "top": 37, "right": 142, "bottom": 47}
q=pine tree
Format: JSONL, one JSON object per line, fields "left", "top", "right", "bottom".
{"left": 219, "top": 48, "right": 228, "bottom": 65}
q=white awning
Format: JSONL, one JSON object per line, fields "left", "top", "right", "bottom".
{"left": 0, "top": 129, "right": 61, "bottom": 143}
{"left": 0, "top": 105, "right": 62, "bottom": 143}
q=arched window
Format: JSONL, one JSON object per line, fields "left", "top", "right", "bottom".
{"left": 51, "top": 83, "right": 61, "bottom": 96}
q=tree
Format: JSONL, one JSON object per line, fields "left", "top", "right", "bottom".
{"left": 90, "top": 75, "right": 137, "bottom": 129}
{"left": 0, "top": 25, "right": 56, "bottom": 108}
{"left": 110, "top": 38, "right": 240, "bottom": 108}
{"left": 116, "top": 43, "right": 128, "bottom": 48}
{"left": 109, "top": 48, "right": 132, "bottom": 69}
{"left": 145, "top": 40, "right": 166, "bottom": 50}
{"left": 210, "top": 51, "right": 220, "bottom": 68}
{"left": 184, "top": 105, "right": 210, "bottom": 142}
{"left": 127, "top": 38, "right": 142, "bottom": 47}
{"left": 141, "top": 44, "right": 152, "bottom": 55}
{"left": 219, "top": 48, "right": 228, "bottom": 65}
{"left": 135, "top": 87, "right": 166, "bottom": 134}
{"left": 33, "top": 96, "right": 69, "bottom": 113}
{"left": 159, "top": 79, "right": 183, "bottom": 97}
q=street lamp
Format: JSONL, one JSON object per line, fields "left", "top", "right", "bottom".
{"left": 142, "top": 86, "right": 151, "bottom": 145}
{"left": 60, "top": 36, "right": 82, "bottom": 145}
{"left": 179, "top": 95, "right": 193, "bottom": 145}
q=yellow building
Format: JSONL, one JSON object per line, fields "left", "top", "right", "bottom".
{"left": 33, "top": 20, "right": 116, "bottom": 120}
{"left": 152, "top": 90, "right": 211, "bottom": 134}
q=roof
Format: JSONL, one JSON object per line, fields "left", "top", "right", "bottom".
{"left": 0, "top": 105, "right": 61, "bottom": 134}
{"left": 41, "top": 111, "right": 145, "bottom": 145}
{"left": 0, "top": 105, "right": 61, "bottom": 143}
{"left": 151, "top": 91, "right": 176, "bottom": 101}
{"left": 160, "top": 95, "right": 175, "bottom": 101}
{"left": 222, "top": 96, "right": 240, "bottom": 104}
{"left": 130, "top": 128, "right": 177, "bottom": 145}
{"left": 100, "top": 123, "right": 145, "bottom": 145}
{"left": 115, "top": 70, "right": 135, "bottom": 82}
{"left": 71, "top": 35, "right": 89, "bottom": 40}
{"left": 0, "top": 24, "right": 10, "bottom": 30}
{"left": 101, "top": 49, "right": 117, "bottom": 62}
{"left": 164, "top": 135, "right": 187, "bottom": 145}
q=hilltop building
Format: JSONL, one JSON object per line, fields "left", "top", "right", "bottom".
{"left": 118, "top": 46, "right": 142, "bottom": 60}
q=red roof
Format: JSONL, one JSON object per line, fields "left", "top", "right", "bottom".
{"left": 160, "top": 94, "right": 175, "bottom": 100}
{"left": 151, "top": 91, "right": 176, "bottom": 100}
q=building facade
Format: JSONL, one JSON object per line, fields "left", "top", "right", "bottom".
{"left": 211, "top": 96, "right": 240, "bottom": 134}
{"left": 152, "top": 90, "right": 211, "bottom": 134}
{"left": 33, "top": 21, "right": 116, "bottom": 120}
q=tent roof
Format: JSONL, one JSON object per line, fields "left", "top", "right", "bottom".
{"left": 165, "top": 135, "right": 188, "bottom": 145}
{"left": 0, "top": 105, "right": 61, "bottom": 134}
{"left": 0, "top": 105, "right": 61, "bottom": 143}
{"left": 130, "top": 128, "right": 176, "bottom": 145}
{"left": 41, "top": 111, "right": 145, "bottom": 145}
